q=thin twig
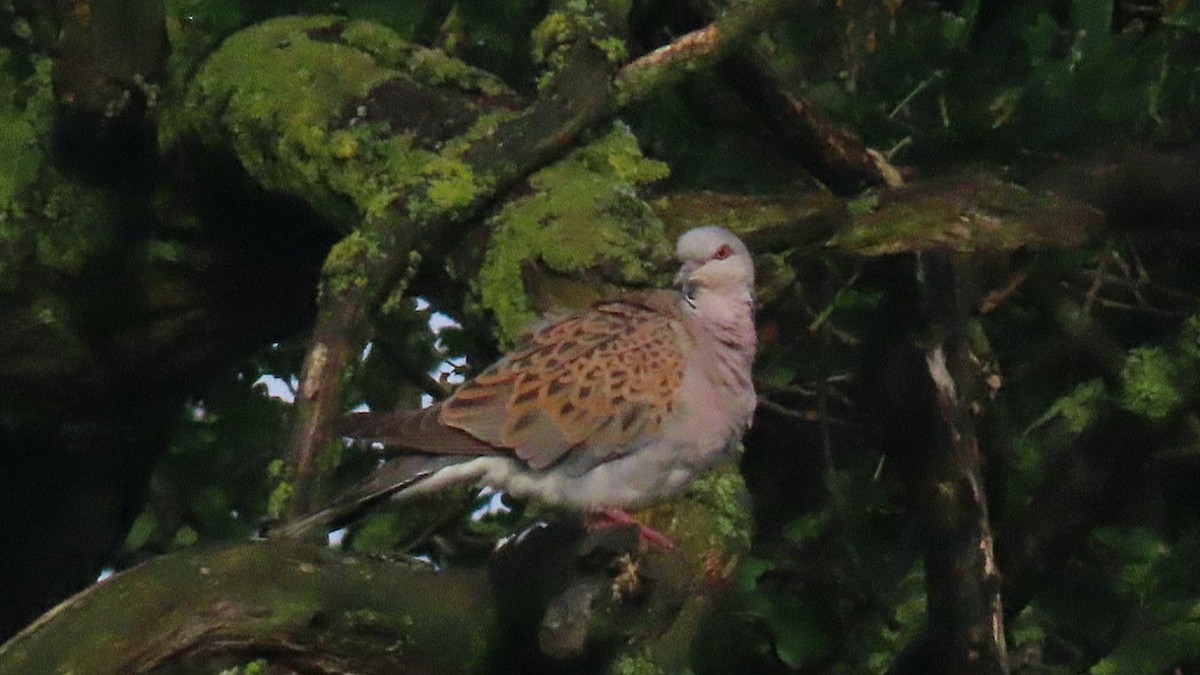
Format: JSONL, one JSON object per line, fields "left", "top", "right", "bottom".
{"left": 887, "top": 70, "right": 943, "bottom": 120}
{"left": 756, "top": 396, "right": 816, "bottom": 421}
{"left": 615, "top": 0, "right": 796, "bottom": 105}
{"left": 1065, "top": 287, "right": 1190, "bottom": 318}
{"left": 757, "top": 396, "right": 853, "bottom": 426}
{"left": 808, "top": 268, "right": 863, "bottom": 332}
{"left": 816, "top": 319, "right": 862, "bottom": 573}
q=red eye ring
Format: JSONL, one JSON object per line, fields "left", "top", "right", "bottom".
{"left": 713, "top": 243, "right": 733, "bottom": 260}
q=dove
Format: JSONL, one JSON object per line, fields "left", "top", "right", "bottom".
{"left": 275, "top": 226, "right": 756, "bottom": 543}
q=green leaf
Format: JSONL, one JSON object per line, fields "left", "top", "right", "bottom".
{"left": 766, "top": 594, "right": 830, "bottom": 668}
{"left": 123, "top": 511, "right": 158, "bottom": 551}
{"left": 1091, "top": 526, "right": 1169, "bottom": 600}
{"left": 1024, "top": 378, "right": 1107, "bottom": 436}
{"left": 757, "top": 360, "right": 798, "bottom": 388}
{"left": 172, "top": 526, "right": 199, "bottom": 548}
{"left": 783, "top": 511, "right": 831, "bottom": 545}
{"left": 735, "top": 557, "right": 776, "bottom": 594}
{"left": 1092, "top": 526, "right": 1166, "bottom": 560}
{"left": 1009, "top": 605, "right": 1047, "bottom": 648}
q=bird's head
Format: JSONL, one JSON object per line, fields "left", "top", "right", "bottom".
{"left": 673, "top": 226, "right": 755, "bottom": 298}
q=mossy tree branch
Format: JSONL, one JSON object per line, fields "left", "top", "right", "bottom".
{"left": 0, "top": 540, "right": 494, "bottom": 675}
{"left": 0, "top": 459, "right": 751, "bottom": 674}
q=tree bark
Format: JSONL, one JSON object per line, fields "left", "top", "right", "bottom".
{"left": 915, "top": 254, "right": 1008, "bottom": 675}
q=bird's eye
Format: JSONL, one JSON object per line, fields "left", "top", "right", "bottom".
{"left": 713, "top": 244, "right": 733, "bottom": 260}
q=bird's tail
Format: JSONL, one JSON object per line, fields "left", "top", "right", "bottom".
{"left": 266, "top": 454, "right": 478, "bottom": 541}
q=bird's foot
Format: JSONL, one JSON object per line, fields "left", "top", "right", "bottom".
{"left": 586, "top": 507, "right": 675, "bottom": 551}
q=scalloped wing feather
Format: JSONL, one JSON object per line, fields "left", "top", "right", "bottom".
{"left": 439, "top": 291, "right": 688, "bottom": 470}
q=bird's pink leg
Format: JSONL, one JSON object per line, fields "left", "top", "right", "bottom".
{"left": 586, "top": 508, "right": 675, "bottom": 550}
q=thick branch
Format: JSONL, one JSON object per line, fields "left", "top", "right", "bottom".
{"left": 0, "top": 460, "right": 751, "bottom": 674}
{"left": 915, "top": 255, "right": 1008, "bottom": 674}
{"left": 651, "top": 190, "right": 848, "bottom": 248}
{"left": 0, "top": 541, "right": 493, "bottom": 675}
{"left": 872, "top": 254, "right": 1009, "bottom": 674}
{"left": 714, "top": 49, "right": 890, "bottom": 194}
{"left": 615, "top": 0, "right": 795, "bottom": 106}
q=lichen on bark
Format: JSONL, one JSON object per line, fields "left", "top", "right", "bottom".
{"left": 164, "top": 15, "right": 520, "bottom": 233}
{"left": 476, "top": 122, "right": 671, "bottom": 346}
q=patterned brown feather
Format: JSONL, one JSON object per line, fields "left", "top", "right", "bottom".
{"left": 437, "top": 290, "right": 688, "bottom": 470}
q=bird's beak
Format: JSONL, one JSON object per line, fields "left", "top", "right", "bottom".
{"left": 674, "top": 261, "right": 698, "bottom": 286}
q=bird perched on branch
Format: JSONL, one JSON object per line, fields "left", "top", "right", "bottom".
{"left": 275, "top": 226, "right": 756, "bottom": 546}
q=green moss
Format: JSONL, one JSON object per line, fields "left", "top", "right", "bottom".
{"left": 530, "top": 11, "right": 575, "bottom": 65}
{"left": 442, "top": 108, "right": 523, "bottom": 157}
{"left": 592, "top": 35, "right": 628, "bottom": 64}
{"left": 833, "top": 175, "right": 1099, "bottom": 255}
{"left": 267, "top": 480, "right": 293, "bottom": 520}
{"left": 847, "top": 191, "right": 881, "bottom": 216}
{"left": 530, "top": 3, "right": 623, "bottom": 89}
{"left": 407, "top": 47, "right": 508, "bottom": 97}
{"left": 335, "top": 19, "right": 418, "bottom": 64}
{"left": 1120, "top": 347, "right": 1182, "bottom": 420}
{"left": 162, "top": 0, "right": 245, "bottom": 89}
{"left": 223, "top": 659, "right": 269, "bottom": 675}
{"left": 32, "top": 183, "right": 100, "bottom": 274}
{"left": 610, "top": 649, "right": 665, "bottom": 675}
{"left": 606, "top": 141, "right": 670, "bottom": 183}
{"left": 0, "top": 163, "right": 112, "bottom": 294}
{"left": 168, "top": 17, "right": 396, "bottom": 223}
{"left": 476, "top": 123, "right": 671, "bottom": 345}
{"left": 338, "top": 21, "right": 509, "bottom": 97}
{"left": 349, "top": 513, "right": 403, "bottom": 552}
{"left": 178, "top": 16, "right": 395, "bottom": 145}
{"left": 419, "top": 156, "right": 480, "bottom": 213}
{"left": 168, "top": 16, "right": 515, "bottom": 231}
{"left": 685, "top": 460, "right": 753, "bottom": 550}
{"left": 321, "top": 230, "right": 384, "bottom": 298}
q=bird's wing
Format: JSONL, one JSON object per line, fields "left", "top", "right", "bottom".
{"left": 435, "top": 290, "right": 688, "bottom": 471}
{"left": 336, "top": 404, "right": 500, "bottom": 455}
